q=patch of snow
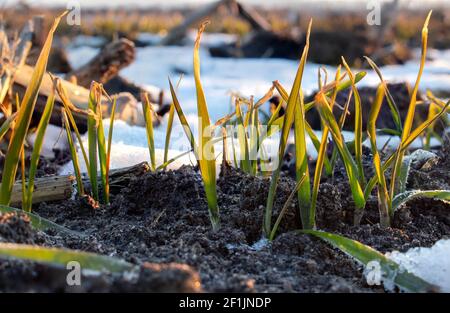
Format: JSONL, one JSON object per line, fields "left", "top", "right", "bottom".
{"left": 225, "top": 237, "right": 270, "bottom": 252}
{"left": 67, "top": 46, "right": 99, "bottom": 69}
{"left": 404, "top": 149, "right": 439, "bottom": 168}
{"left": 250, "top": 237, "right": 270, "bottom": 251}
{"left": 27, "top": 124, "right": 68, "bottom": 159}
{"left": 185, "top": 30, "right": 238, "bottom": 47}
{"left": 136, "top": 33, "right": 163, "bottom": 46}
{"left": 59, "top": 119, "right": 197, "bottom": 175}
{"left": 79, "top": 269, "right": 103, "bottom": 277}
{"left": 122, "top": 268, "right": 140, "bottom": 282}
{"left": 69, "top": 35, "right": 106, "bottom": 49}
{"left": 386, "top": 239, "right": 450, "bottom": 292}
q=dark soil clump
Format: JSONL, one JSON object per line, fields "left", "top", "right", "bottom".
{"left": 0, "top": 213, "right": 42, "bottom": 244}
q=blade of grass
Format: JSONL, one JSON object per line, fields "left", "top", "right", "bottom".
{"left": 250, "top": 104, "right": 259, "bottom": 175}
{"left": 97, "top": 88, "right": 108, "bottom": 204}
{"left": 254, "top": 85, "right": 275, "bottom": 110}
{"left": 221, "top": 127, "right": 229, "bottom": 165}
{"left": 330, "top": 89, "right": 353, "bottom": 174}
{"left": 426, "top": 91, "right": 450, "bottom": 109}
{"left": 169, "top": 21, "right": 220, "bottom": 230}
{"left": 398, "top": 157, "right": 412, "bottom": 194}
{"left": 267, "top": 99, "right": 284, "bottom": 127}
{"left": 269, "top": 174, "right": 307, "bottom": 240}
{"left": 321, "top": 67, "right": 341, "bottom": 176}
{"left": 61, "top": 108, "right": 84, "bottom": 196}
{"left": 363, "top": 100, "right": 449, "bottom": 200}
{"left": 87, "top": 82, "right": 101, "bottom": 201}
{"left": 55, "top": 78, "right": 90, "bottom": 175}
{"left": 235, "top": 98, "right": 251, "bottom": 173}
{"left": 367, "top": 84, "right": 391, "bottom": 226}
{"left": 20, "top": 146, "right": 26, "bottom": 207}
{"left": 105, "top": 96, "right": 117, "bottom": 201}
{"left": 342, "top": 57, "right": 365, "bottom": 186}
{"left": 392, "top": 190, "right": 450, "bottom": 211}
{"left": 0, "top": 113, "right": 17, "bottom": 142}
{"left": 141, "top": 92, "right": 156, "bottom": 171}
{"left": 168, "top": 79, "right": 198, "bottom": 159}
{"left": 194, "top": 21, "right": 219, "bottom": 230}
{"left": 378, "top": 128, "right": 402, "bottom": 136}
{"left": 315, "top": 92, "right": 366, "bottom": 224}
{"left": 0, "top": 12, "right": 66, "bottom": 206}
{"left": 15, "top": 91, "right": 26, "bottom": 206}
{"left": 156, "top": 149, "right": 193, "bottom": 171}
{"left": 23, "top": 91, "right": 56, "bottom": 212}
{"left": 401, "top": 101, "right": 449, "bottom": 149}
{"left": 163, "top": 75, "right": 183, "bottom": 164}
{"left": 272, "top": 71, "right": 366, "bottom": 117}
{"left": 294, "top": 90, "right": 312, "bottom": 229}
{"left": 389, "top": 11, "right": 431, "bottom": 203}
{"left": 243, "top": 96, "right": 253, "bottom": 128}
{"left": 230, "top": 122, "right": 239, "bottom": 168}
{"left": 264, "top": 20, "right": 312, "bottom": 236}
{"left": 364, "top": 56, "right": 402, "bottom": 134}
{"left": 424, "top": 102, "right": 439, "bottom": 150}
{"left": 310, "top": 66, "right": 342, "bottom": 224}
{"left": 272, "top": 80, "right": 332, "bottom": 172}
{"left": 0, "top": 243, "right": 133, "bottom": 273}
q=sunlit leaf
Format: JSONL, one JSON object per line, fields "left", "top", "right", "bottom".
{"left": 264, "top": 20, "right": 312, "bottom": 236}
{"left": 389, "top": 11, "right": 432, "bottom": 203}
{"left": 0, "top": 12, "right": 67, "bottom": 206}
{"left": 392, "top": 190, "right": 450, "bottom": 211}
{"left": 23, "top": 91, "right": 55, "bottom": 212}
{"left": 315, "top": 93, "right": 366, "bottom": 222}
{"left": 0, "top": 243, "right": 132, "bottom": 273}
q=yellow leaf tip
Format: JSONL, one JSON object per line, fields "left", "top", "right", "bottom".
{"left": 195, "top": 20, "right": 210, "bottom": 48}
{"left": 423, "top": 11, "right": 432, "bottom": 32}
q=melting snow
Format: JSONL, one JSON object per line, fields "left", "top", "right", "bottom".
{"left": 250, "top": 237, "right": 270, "bottom": 251}
{"left": 386, "top": 239, "right": 450, "bottom": 292}
{"left": 59, "top": 119, "right": 197, "bottom": 175}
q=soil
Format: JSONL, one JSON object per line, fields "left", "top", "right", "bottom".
{"left": 0, "top": 139, "right": 449, "bottom": 293}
